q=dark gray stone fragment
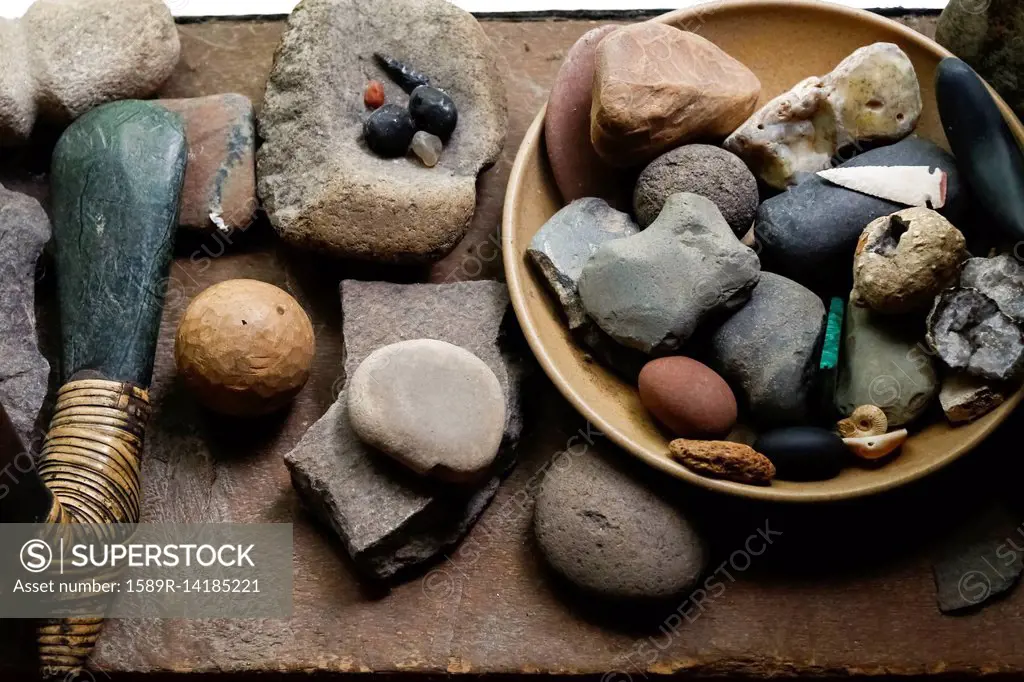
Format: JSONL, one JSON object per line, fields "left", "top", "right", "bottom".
{"left": 934, "top": 538, "right": 1023, "bottom": 613}
{"left": 926, "top": 287, "right": 1024, "bottom": 382}
{"left": 706, "top": 272, "right": 826, "bottom": 425}
{"left": 0, "top": 183, "right": 51, "bottom": 444}
{"left": 960, "top": 254, "right": 1024, "bottom": 324}
{"left": 578, "top": 192, "right": 760, "bottom": 354}
{"left": 526, "top": 198, "right": 638, "bottom": 330}
{"left": 755, "top": 137, "right": 968, "bottom": 293}
{"left": 284, "top": 280, "right": 522, "bottom": 580}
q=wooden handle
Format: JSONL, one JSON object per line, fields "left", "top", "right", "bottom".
{"left": 35, "top": 379, "right": 150, "bottom": 677}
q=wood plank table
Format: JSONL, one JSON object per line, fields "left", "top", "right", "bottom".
{"left": 6, "top": 12, "right": 1024, "bottom": 681}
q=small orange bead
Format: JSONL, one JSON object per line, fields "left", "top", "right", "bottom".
{"left": 364, "top": 80, "right": 385, "bottom": 109}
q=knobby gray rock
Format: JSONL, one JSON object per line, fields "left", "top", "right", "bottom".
{"left": 0, "top": 184, "right": 51, "bottom": 444}
{"left": 578, "top": 192, "right": 760, "bottom": 354}
{"left": 527, "top": 197, "right": 638, "bottom": 330}
{"left": 284, "top": 280, "right": 523, "bottom": 580}
{"left": 960, "top": 254, "right": 1024, "bottom": 324}
{"left": 258, "top": 0, "right": 507, "bottom": 263}
{"left": 927, "top": 288, "right": 1024, "bottom": 382}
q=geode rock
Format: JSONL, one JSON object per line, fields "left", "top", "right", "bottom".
{"left": 591, "top": 22, "right": 760, "bottom": 168}
{"left": 836, "top": 301, "right": 938, "bottom": 427}
{"left": 706, "top": 273, "right": 826, "bottom": 426}
{"left": 258, "top": 0, "right": 507, "bottom": 263}
{"left": 284, "top": 280, "right": 523, "bottom": 580}
{"left": 927, "top": 288, "right": 1024, "bottom": 382}
{"left": 578, "top": 193, "right": 760, "bottom": 354}
{"left": 755, "top": 137, "right": 968, "bottom": 293}
{"left": 936, "top": 0, "right": 1024, "bottom": 121}
{"left": 0, "top": 0, "right": 179, "bottom": 144}
{"left": 725, "top": 43, "right": 921, "bottom": 189}
{"left": 960, "top": 254, "right": 1024, "bottom": 324}
{"left": 0, "top": 184, "right": 51, "bottom": 444}
{"left": 527, "top": 198, "right": 638, "bottom": 330}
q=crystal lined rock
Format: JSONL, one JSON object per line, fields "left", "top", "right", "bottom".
{"left": 926, "top": 288, "right": 1024, "bottom": 382}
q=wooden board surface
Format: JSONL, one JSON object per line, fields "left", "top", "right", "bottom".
{"left": 7, "top": 14, "right": 1024, "bottom": 681}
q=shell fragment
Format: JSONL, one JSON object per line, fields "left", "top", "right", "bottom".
{"left": 817, "top": 166, "right": 947, "bottom": 209}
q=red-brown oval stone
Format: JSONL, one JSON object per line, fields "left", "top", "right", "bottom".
{"left": 638, "top": 357, "right": 737, "bottom": 437}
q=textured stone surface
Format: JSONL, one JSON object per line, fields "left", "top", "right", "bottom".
{"left": 284, "top": 280, "right": 522, "bottom": 579}
{"left": 853, "top": 208, "right": 967, "bottom": 314}
{"left": 175, "top": 279, "right": 315, "bottom": 417}
{"left": 726, "top": 43, "right": 921, "bottom": 189}
{"left": 579, "top": 193, "right": 760, "bottom": 354}
{"left": 533, "top": 448, "right": 707, "bottom": 600}
{"left": 961, "top": 254, "right": 1024, "bottom": 324}
{"left": 544, "top": 24, "right": 628, "bottom": 205}
{"left": 51, "top": 100, "right": 186, "bottom": 386}
{"left": 634, "top": 144, "right": 758, "bottom": 235}
{"left": 0, "top": 0, "right": 179, "bottom": 144}
{"left": 927, "top": 288, "right": 1024, "bottom": 382}
{"left": 934, "top": 537, "right": 1024, "bottom": 613}
{"left": 668, "top": 439, "right": 774, "bottom": 486}
{"left": 638, "top": 357, "right": 737, "bottom": 438}
{"left": 159, "top": 94, "right": 256, "bottom": 232}
{"left": 258, "top": 0, "right": 507, "bottom": 263}
{"left": 940, "top": 372, "right": 1007, "bottom": 425}
{"left": 755, "top": 137, "right": 968, "bottom": 293}
{"left": 591, "top": 22, "right": 760, "bottom": 168}
{"left": 526, "top": 197, "right": 638, "bottom": 330}
{"left": 0, "top": 184, "right": 51, "bottom": 444}
{"left": 836, "top": 301, "right": 938, "bottom": 427}
{"left": 936, "top": 0, "right": 1024, "bottom": 121}
{"left": 707, "top": 272, "right": 826, "bottom": 426}
{"left": 347, "top": 339, "right": 505, "bottom": 482}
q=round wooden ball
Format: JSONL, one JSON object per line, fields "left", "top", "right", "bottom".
{"left": 175, "top": 279, "right": 315, "bottom": 417}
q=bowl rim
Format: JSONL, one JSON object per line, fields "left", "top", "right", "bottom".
{"left": 501, "top": 0, "right": 1024, "bottom": 503}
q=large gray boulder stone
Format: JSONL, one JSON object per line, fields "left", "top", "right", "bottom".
{"left": 578, "top": 192, "right": 760, "bottom": 354}
{"left": 258, "top": 0, "right": 507, "bottom": 263}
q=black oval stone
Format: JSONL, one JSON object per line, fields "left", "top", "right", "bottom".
{"left": 753, "top": 427, "right": 845, "bottom": 481}
{"left": 409, "top": 85, "right": 458, "bottom": 141}
{"left": 363, "top": 104, "right": 416, "bottom": 158}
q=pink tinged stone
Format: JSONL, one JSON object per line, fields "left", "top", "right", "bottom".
{"left": 544, "top": 24, "right": 629, "bottom": 206}
{"left": 158, "top": 93, "right": 257, "bottom": 233}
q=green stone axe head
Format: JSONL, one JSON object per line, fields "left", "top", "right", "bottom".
{"left": 36, "top": 100, "right": 186, "bottom": 678}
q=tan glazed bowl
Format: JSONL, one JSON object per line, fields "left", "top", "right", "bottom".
{"left": 503, "top": 0, "right": 1024, "bottom": 502}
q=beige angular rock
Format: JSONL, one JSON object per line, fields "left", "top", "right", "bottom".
{"left": 853, "top": 208, "right": 967, "bottom": 315}
{"left": 0, "top": 0, "right": 179, "bottom": 144}
{"left": 725, "top": 43, "right": 921, "bottom": 189}
{"left": 590, "top": 23, "right": 760, "bottom": 168}
{"left": 940, "top": 372, "right": 1007, "bottom": 425}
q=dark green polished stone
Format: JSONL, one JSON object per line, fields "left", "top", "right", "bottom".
{"left": 937, "top": 57, "right": 1024, "bottom": 243}
{"left": 51, "top": 100, "right": 186, "bottom": 387}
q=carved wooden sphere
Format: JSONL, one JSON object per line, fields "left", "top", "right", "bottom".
{"left": 175, "top": 279, "right": 315, "bottom": 416}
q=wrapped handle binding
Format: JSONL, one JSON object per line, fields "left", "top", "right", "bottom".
{"left": 35, "top": 379, "right": 150, "bottom": 677}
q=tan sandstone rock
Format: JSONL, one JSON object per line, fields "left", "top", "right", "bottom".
{"left": 725, "top": 43, "right": 921, "bottom": 189}
{"left": 590, "top": 23, "right": 760, "bottom": 168}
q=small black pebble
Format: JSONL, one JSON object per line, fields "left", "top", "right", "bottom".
{"left": 363, "top": 104, "right": 416, "bottom": 158}
{"left": 409, "top": 85, "right": 458, "bottom": 141}
{"left": 753, "top": 427, "right": 845, "bottom": 482}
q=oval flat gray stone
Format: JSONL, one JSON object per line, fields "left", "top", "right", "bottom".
{"left": 533, "top": 449, "right": 707, "bottom": 601}
{"left": 348, "top": 339, "right": 506, "bottom": 482}
{"left": 258, "top": 0, "right": 507, "bottom": 263}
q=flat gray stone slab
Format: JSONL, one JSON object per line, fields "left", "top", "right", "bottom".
{"left": 284, "top": 279, "right": 522, "bottom": 580}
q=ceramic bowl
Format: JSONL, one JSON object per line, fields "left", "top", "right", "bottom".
{"left": 502, "top": 0, "right": 1024, "bottom": 502}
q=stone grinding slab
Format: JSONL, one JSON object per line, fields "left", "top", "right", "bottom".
{"left": 284, "top": 279, "right": 523, "bottom": 580}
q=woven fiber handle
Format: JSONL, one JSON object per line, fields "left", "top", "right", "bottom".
{"left": 35, "top": 379, "right": 151, "bottom": 677}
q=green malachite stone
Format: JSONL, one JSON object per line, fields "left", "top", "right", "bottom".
{"left": 51, "top": 100, "right": 187, "bottom": 387}
{"left": 820, "top": 297, "right": 845, "bottom": 371}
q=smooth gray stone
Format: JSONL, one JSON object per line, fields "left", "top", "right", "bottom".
{"left": 961, "top": 254, "right": 1024, "bottom": 325}
{"left": 836, "top": 301, "right": 939, "bottom": 427}
{"left": 527, "top": 197, "right": 638, "bottom": 330}
{"left": 284, "top": 280, "right": 522, "bottom": 580}
{"left": 755, "top": 137, "right": 968, "bottom": 293}
{"left": 707, "top": 272, "right": 826, "bottom": 425}
{"left": 0, "top": 183, "right": 51, "bottom": 444}
{"left": 934, "top": 537, "right": 1023, "bottom": 613}
{"left": 578, "top": 192, "right": 760, "bottom": 354}
{"left": 533, "top": 447, "right": 707, "bottom": 600}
